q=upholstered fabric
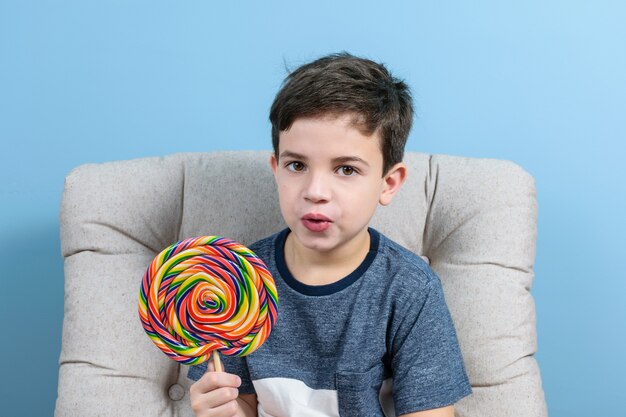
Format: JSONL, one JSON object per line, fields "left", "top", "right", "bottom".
{"left": 55, "top": 151, "right": 547, "bottom": 417}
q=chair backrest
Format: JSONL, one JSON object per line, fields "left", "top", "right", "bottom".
{"left": 56, "top": 151, "right": 547, "bottom": 417}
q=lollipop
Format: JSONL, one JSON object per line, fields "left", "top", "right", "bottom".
{"left": 138, "top": 235, "right": 278, "bottom": 369}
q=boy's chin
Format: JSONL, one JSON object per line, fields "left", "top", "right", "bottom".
{"left": 293, "top": 234, "right": 334, "bottom": 250}
{"left": 290, "top": 226, "right": 369, "bottom": 254}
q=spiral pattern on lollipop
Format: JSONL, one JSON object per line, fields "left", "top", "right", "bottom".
{"left": 138, "top": 236, "right": 278, "bottom": 365}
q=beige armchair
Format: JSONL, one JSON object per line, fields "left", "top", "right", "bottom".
{"left": 56, "top": 151, "right": 548, "bottom": 417}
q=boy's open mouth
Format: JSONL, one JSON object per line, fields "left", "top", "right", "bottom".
{"left": 302, "top": 213, "right": 332, "bottom": 222}
{"left": 302, "top": 214, "right": 333, "bottom": 232}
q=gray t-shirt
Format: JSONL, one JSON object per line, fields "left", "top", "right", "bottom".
{"left": 188, "top": 228, "right": 472, "bottom": 416}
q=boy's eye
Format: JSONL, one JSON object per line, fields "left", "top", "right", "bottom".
{"left": 286, "top": 162, "right": 305, "bottom": 172}
{"left": 338, "top": 166, "right": 356, "bottom": 176}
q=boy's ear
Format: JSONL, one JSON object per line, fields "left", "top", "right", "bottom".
{"left": 379, "top": 162, "right": 407, "bottom": 206}
{"left": 269, "top": 154, "right": 278, "bottom": 177}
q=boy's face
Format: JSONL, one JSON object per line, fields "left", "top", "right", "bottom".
{"left": 270, "top": 114, "right": 406, "bottom": 256}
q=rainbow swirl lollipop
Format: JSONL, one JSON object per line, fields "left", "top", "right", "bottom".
{"left": 138, "top": 236, "right": 278, "bottom": 366}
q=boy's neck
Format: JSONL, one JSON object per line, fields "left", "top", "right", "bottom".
{"left": 283, "top": 229, "right": 371, "bottom": 286}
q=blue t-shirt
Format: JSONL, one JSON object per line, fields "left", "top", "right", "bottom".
{"left": 188, "top": 228, "right": 472, "bottom": 416}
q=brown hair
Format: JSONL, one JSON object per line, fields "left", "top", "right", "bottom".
{"left": 269, "top": 52, "right": 414, "bottom": 175}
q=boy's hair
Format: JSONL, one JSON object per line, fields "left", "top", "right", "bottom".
{"left": 269, "top": 52, "right": 414, "bottom": 176}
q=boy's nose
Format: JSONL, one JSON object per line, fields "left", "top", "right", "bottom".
{"left": 303, "top": 172, "right": 331, "bottom": 203}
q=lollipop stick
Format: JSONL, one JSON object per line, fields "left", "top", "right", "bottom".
{"left": 212, "top": 350, "right": 223, "bottom": 373}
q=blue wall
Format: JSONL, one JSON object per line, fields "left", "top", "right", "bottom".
{"left": 1, "top": 1, "right": 624, "bottom": 416}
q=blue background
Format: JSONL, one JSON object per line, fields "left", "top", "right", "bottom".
{"left": 1, "top": 1, "right": 625, "bottom": 416}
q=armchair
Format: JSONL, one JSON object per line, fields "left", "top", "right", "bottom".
{"left": 55, "top": 151, "right": 547, "bottom": 417}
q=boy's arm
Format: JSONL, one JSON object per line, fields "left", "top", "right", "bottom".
{"left": 400, "top": 405, "right": 454, "bottom": 417}
{"left": 389, "top": 277, "right": 472, "bottom": 413}
{"left": 237, "top": 394, "right": 258, "bottom": 417}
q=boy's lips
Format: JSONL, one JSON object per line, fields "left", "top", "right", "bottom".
{"left": 301, "top": 213, "right": 333, "bottom": 232}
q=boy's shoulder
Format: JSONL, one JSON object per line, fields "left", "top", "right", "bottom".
{"left": 375, "top": 230, "right": 440, "bottom": 291}
{"left": 248, "top": 230, "right": 281, "bottom": 256}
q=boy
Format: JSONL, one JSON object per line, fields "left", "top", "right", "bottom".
{"left": 188, "top": 52, "right": 472, "bottom": 417}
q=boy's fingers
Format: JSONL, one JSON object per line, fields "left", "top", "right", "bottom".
{"left": 195, "top": 387, "right": 240, "bottom": 410}
{"left": 190, "top": 387, "right": 239, "bottom": 415}
{"left": 198, "top": 370, "right": 242, "bottom": 392}
{"left": 209, "top": 399, "right": 240, "bottom": 417}
{"left": 207, "top": 360, "right": 215, "bottom": 373}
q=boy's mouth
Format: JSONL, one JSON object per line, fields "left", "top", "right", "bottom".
{"left": 301, "top": 213, "right": 333, "bottom": 232}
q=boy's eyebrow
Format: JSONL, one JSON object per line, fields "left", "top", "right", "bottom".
{"left": 279, "top": 151, "right": 370, "bottom": 167}
{"left": 279, "top": 151, "right": 307, "bottom": 160}
{"left": 332, "top": 156, "right": 370, "bottom": 167}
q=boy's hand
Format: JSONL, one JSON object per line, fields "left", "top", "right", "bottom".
{"left": 189, "top": 360, "right": 245, "bottom": 417}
